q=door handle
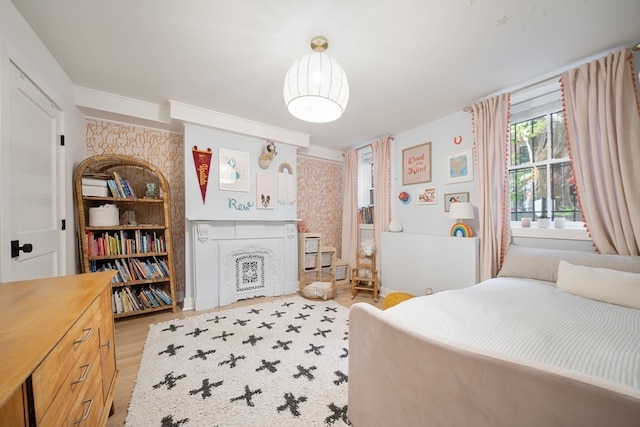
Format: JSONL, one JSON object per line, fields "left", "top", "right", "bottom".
{"left": 11, "top": 240, "right": 33, "bottom": 258}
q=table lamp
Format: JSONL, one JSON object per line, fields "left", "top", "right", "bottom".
{"left": 448, "top": 202, "right": 474, "bottom": 237}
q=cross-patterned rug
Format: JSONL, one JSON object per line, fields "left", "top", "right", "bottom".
{"left": 125, "top": 296, "right": 351, "bottom": 426}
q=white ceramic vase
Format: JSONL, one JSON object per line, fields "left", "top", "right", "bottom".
{"left": 389, "top": 219, "right": 403, "bottom": 232}
{"left": 537, "top": 218, "right": 550, "bottom": 228}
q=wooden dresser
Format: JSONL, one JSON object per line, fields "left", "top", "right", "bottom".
{"left": 0, "top": 271, "right": 117, "bottom": 426}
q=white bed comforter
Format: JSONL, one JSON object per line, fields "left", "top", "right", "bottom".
{"left": 385, "top": 277, "right": 640, "bottom": 396}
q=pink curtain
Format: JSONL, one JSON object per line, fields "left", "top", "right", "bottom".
{"left": 371, "top": 136, "right": 392, "bottom": 272}
{"left": 560, "top": 48, "right": 640, "bottom": 255}
{"left": 341, "top": 149, "right": 359, "bottom": 267}
{"left": 472, "top": 94, "right": 511, "bottom": 281}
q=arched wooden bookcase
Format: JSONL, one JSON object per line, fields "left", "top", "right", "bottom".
{"left": 74, "top": 154, "right": 176, "bottom": 319}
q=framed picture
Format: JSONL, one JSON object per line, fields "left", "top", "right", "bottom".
{"left": 219, "top": 148, "right": 250, "bottom": 192}
{"left": 445, "top": 148, "right": 474, "bottom": 184}
{"left": 256, "top": 172, "right": 274, "bottom": 209}
{"left": 402, "top": 142, "right": 431, "bottom": 185}
{"left": 444, "top": 192, "right": 469, "bottom": 212}
{"left": 417, "top": 187, "right": 437, "bottom": 205}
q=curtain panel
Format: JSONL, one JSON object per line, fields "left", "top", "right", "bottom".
{"left": 341, "top": 149, "right": 359, "bottom": 268}
{"left": 371, "top": 136, "right": 392, "bottom": 273}
{"left": 561, "top": 48, "right": 640, "bottom": 255}
{"left": 472, "top": 94, "right": 511, "bottom": 281}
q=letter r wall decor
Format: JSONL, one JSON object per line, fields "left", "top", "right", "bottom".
{"left": 402, "top": 142, "right": 432, "bottom": 185}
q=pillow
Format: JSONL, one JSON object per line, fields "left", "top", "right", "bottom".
{"left": 497, "top": 244, "right": 640, "bottom": 283}
{"left": 556, "top": 260, "right": 640, "bottom": 309}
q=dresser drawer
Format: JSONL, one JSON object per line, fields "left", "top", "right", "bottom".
{"left": 31, "top": 295, "right": 103, "bottom": 422}
{"left": 61, "top": 362, "right": 105, "bottom": 427}
{"left": 38, "top": 349, "right": 103, "bottom": 427}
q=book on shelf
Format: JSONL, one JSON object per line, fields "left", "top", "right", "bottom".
{"left": 82, "top": 176, "right": 109, "bottom": 187}
{"left": 82, "top": 185, "right": 109, "bottom": 197}
{"left": 122, "top": 180, "right": 137, "bottom": 198}
{"left": 111, "top": 171, "right": 128, "bottom": 198}
{"left": 151, "top": 286, "right": 173, "bottom": 305}
{"left": 107, "top": 179, "right": 121, "bottom": 198}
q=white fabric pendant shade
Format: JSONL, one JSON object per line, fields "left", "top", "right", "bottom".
{"left": 283, "top": 52, "right": 349, "bottom": 123}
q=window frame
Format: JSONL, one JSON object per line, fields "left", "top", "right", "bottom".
{"left": 508, "top": 86, "right": 584, "bottom": 229}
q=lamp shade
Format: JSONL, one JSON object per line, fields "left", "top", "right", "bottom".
{"left": 448, "top": 202, "right": 475, "bottom": 220}
{"left": 283, "top": 51, "right": 349, "bottom": 123}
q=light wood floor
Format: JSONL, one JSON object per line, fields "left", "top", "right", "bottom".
{"left": 105, "top": 287, "right": 384, "bottom": 427}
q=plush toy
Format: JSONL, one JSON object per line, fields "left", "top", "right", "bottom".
{"left": 357, "top": 239, "right": 376, "bottom": 278}
{"left": 360, "top": 239, "right": 376, "bottom": 256}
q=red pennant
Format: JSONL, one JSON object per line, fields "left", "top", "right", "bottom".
{"left": 192, "top": 146, "right": 213, "bottom": 203}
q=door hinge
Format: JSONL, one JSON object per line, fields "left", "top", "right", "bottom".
{"left": 60, "top": 135, "right": 65, "bottom": 146}
{"left": 61, "top": 219, "right": 66, "bottom": 230}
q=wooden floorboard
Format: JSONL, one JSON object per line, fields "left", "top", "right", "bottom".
{"left": 105, "top": 287, "right": 384, "bottom": 427}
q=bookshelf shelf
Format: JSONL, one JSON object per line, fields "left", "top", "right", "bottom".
{"left": 88, "top": 252, "right": 168, "bottom": 260}
{"left": 74, "top": 154, "right": 177, "bottom": 319}
{"left": 82, "top": 195, "right": 165, "bottom": 203}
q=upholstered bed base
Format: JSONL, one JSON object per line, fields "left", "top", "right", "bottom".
{"left": 348, "top": 302, "right": 640, "bottom": 427}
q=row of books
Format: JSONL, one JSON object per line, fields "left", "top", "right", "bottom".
{"left": 359, "top": 206, "right": 374, "bottom": 224}
{"left": 107, "top": 171, "right": 137, "bottom": 199}
{"left": 90, "top": 256, "right": 170, "bottom": 283}
{"left": 113, "top": 286, "right": 172, "bottom": 314}
{"left": 87, "top": 230, "right": 166, "bottom": 256}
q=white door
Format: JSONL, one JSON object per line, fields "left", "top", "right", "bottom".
{"left": 1, "top": 63, "right": 64, "bottom": 282}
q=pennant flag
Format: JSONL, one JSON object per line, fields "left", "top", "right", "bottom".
{"left": 192, "top": 146, "right": 213, "bottom": 203}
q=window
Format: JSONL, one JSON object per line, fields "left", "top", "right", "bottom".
{"left": 509, "top": 97, "right": 582, "bottom": 223}
{"left": 357, "top": 146, "right": 374, "bottom": 224}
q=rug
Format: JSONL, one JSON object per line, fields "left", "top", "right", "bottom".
{"left": 125, "top": 296, "right": 351, "bottom": 426}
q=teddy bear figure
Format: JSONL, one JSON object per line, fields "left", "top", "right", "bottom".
{"left": 357, "top": 239, "right": 376, "bottom": 279}
{"left": 360, "top": 239, "right": 376, "bottom": 256}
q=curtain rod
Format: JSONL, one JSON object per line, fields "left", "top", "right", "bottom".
{"left": 465, "top": 42, "right": 640, "bottom": 112}
{"left": 463, "top": 74, "right": 561, "bottom": 112}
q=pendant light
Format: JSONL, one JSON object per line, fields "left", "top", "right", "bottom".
{"left": 283, "top": 36, "right": 349, "bottom": 123}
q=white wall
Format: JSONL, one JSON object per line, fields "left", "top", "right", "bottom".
{"left": 0, "top": 1, "right": 86, "bottom": 275}
{"left": 391, "top": 111, "right": 476, "bottom": 236}
{"left": 184, "top": 124, "right": 298, "bottom": 221}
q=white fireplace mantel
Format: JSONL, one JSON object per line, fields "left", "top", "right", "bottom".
{"left": 186, "top": 220, "right": 298, "bottom": 310}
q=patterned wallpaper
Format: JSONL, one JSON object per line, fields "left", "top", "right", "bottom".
{"left": 84, "top": 119, "right": 346, "bottom": 301}
{"left": 296, "top": 156, "right": 344, "bottom": 258}
{"left": 85, "top": 119, "right": 186, "bottom": 297}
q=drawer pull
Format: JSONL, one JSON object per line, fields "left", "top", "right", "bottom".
{"left": 71, "top": 363, "right": 91, "bottom": 385}
{"left": 73, "top": 397, "right": 94, "bottom": 424}
{"left": 101, "top": 339, "right": 112, "bottom": 349}
{"left": 73, "top": 327, "right": 93, "bottom": 345}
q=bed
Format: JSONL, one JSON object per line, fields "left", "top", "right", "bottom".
{"left": 348, "top": 245, "right": 640, "bottom": 427}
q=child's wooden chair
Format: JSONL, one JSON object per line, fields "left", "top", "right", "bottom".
{"left": 351, "top": 253, "right": 379, "bottom": 302}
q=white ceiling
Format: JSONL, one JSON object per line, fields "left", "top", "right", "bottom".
{"left": 11, "top": 0, "right": 640, "bottom": 152}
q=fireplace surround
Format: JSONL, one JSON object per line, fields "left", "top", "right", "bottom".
{"left": 188, "top": 220, "right": 298, "bottom": 309}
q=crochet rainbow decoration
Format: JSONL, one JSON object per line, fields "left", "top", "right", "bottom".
{"left": 450, "top": 223, "right": 473, "bottom": 237}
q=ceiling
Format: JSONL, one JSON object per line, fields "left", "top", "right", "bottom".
{"left": 12, "top": 0, "right": 640, "bottom": 152}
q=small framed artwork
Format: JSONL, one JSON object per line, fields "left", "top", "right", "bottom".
{"left": 219, "top": 148, "right": 250, "bottom": 192}
{"left": 256, "top": 172, "right": 274, "bottom": 209}
{"left": 445, "top": 148, "right": 474, "bottom": 184}
{"left": 417, "top": 187, "right": 437, "bottom": 205}
{"left": 444, "top": 192, "right": 469, "bottom": 212}
{"left": 402, "top": 142, "right": 432, "bottom": 185}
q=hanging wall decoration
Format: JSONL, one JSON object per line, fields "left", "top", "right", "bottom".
{"left": 258, "top": 140, "right": 278, "bottom": 169}
{"left": 256, "top": 172, "right": 275, "bottom": 209}
{"left": 402, "top": 142, "right": 432, "bottom": 185}
{"left": 219, "top": 148, "right": 250, "bottom": 192}
{"left": 445, "top": 148, "right": 474, "bottom": 184}
{"left": 417, "top": 187, "right": 437, "bottom": 205}
{"left": 192, "top": 146, "right": 213, "bottom": 203}
{"left": 277, "top": 162, "right": 296, "bottom": 205}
